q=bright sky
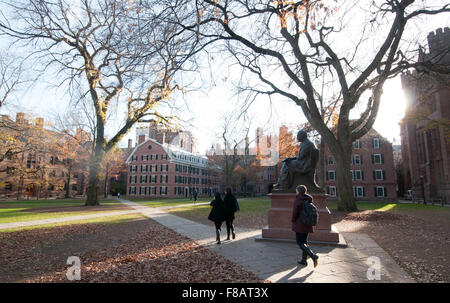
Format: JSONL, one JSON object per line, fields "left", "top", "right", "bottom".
{"left": 0, "top": 2, "right": 448, "bottom": 154}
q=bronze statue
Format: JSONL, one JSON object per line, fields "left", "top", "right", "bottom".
{"left": 273, "top": 130, "right": 321, "bottom": 193}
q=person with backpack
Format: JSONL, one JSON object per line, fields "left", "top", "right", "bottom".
{"left": 291, "top": 185, "right": 319, "bottom": 267}
{"left": 208, "top": 192, "right": 226, "bottom": 244}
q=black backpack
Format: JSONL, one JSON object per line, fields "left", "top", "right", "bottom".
{"left": 301, "top": 199, "right": 318, "bottom": 226}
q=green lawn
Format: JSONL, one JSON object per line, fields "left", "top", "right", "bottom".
{"left": 128, "top": 197, "right": 212, "bottom": 208}
{"left": 165, "top": 197, "right": 449, "bottom": 217}
{"left": 0, "top": 213, "right": 143, "bottom": 233}
{"left": 0, "top": 198, "right": 122, "bottom": 224}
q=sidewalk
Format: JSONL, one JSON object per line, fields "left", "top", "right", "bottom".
{"left": 120, "top": 199, "right": 415, "bottom": 283}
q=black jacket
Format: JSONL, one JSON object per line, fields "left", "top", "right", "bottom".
{"left": 208, "top": 198, "right": 226, "bottom": 223}
{"left": 223, "top": 194, "right": 239, "bottom": 221}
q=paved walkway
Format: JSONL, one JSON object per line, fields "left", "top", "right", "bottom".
{"left": 120, "top": 199, "right": 415, "bottom": 283}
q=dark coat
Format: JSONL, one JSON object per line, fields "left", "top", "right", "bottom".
{"left": 291, "top": 193, "right": 314, "bottom": 234}
{"left": 208, "top": 198, "right": 226, "bottom": 223}
{"left": 223, "top": 194, "right": 238, "bottom": 221}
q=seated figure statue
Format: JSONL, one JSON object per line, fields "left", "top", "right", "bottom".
{"left": 273, "top": 130, "right": 321, "bottom": 193}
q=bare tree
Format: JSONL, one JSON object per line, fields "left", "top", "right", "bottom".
{"left": 0, "top": 51, "right": 25, "bottom": 107}
{"left": 173, "top": 0, "right": 450, "bottom": 211}
{"left": 0, "top": 0, "right": 204, "bottom": 205}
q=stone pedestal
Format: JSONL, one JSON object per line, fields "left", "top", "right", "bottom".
{"left": 261, "top": 193, "right": 340, "bottom": 243}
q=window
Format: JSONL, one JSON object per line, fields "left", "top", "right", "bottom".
{"left": 351, "top": 170, "right": 363, "bottom": 181}
{"left": 4, "top": 182, "right": 12, "bottom": 191}
{"left": 372, "top": 154, "right": 384, "bottom": 164}
{"left": 327, "top": 156, "right": 335, "bottom": 165}
{"left": 161, "top": 154, "right": 168, "bottom": 160}
{"left": 353, "top": 186, "right": 365, "bottom": 198}
{"left": 327, "top": 186, "right": 337, "bottom": 197}
{"left": 351, "top": 154, "right": 362, "bottom": 165}
{"left": 375, "top": 186, "right": 386, "bottom": 197}
{"left": 326, "top": 170, "right": 336, "bottom": 181}
{"left": 372, "top": 138, "right": 380, "bottom": 149}
{"left": 373, "top": 170, "right": 385, "bottom": 181}
{"left": 160, "top": 186, "right": 168, "bottom": 195}
{"left": 352, "top": 140, "right": 361, "bottom": 149}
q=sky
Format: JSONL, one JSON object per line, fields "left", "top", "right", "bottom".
{"left": 0, "top": 1, "right": 448, "bottom": 155}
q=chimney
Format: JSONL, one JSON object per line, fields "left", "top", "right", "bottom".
{"left": 138, "top": 134, "right": 146, "bottom": 144}
{"left": 16, "top": 112, "right": 26, "bottom": 124}
{"left": 128, "top": 138, "right": 133, "bottom": 149}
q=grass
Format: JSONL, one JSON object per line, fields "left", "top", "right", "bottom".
{"left": 165, "top": 198, "right": 271, "bottom": 217}
{"left": 0, "top": 198, "right": 123, "bottom": 224}
{"left": 0, "top": 213, "right": 144, "bottom": 233}
{"left": 165, "top": 197, "right": 449, "bottom": 218}
{"left": 128, "top": 197, "right": 212, "bottom": 208}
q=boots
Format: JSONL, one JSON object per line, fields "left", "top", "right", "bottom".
{"left": 216, "top": 229, "right": 221, "bottom": 244}
{"left": 297, "top": 251, "right": 308, "bottom": 266}
{"left": 299, "top": 243, "right": 319, "bottom": 267}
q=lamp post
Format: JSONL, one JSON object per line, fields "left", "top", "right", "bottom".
{"left": 420, "top": 175, "right": 426, "bottom": 205}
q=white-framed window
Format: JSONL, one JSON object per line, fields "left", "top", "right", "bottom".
{"left": 352, "top": 139, "right": 361, "bottom": 149}
{"left": 160, "top": 186, "right": 168, "bottom": 195}
{"left": 372, "top": 138, "right": 380, "bottom": 149}
{"left": 128, "top": 186, "right": 136, "bottom": 195}
{"left": 149, "top": 186, "right": 156, "bottom": 195}
{"left": 161, "top": 154, "right": 168, "bottom": 160}
{"left": 351, "top": 170, "right": 363, "bottom": 181}
{"left": 150, "top": 154, "right": 158, "bottom": 160}
{"left": 327, "top": 170, "right": 336, "bottom": 181}
{"left": 141, "top": 155, "right": 149, "bottom": 161}
{"left": 351, "top": 154, "right": 362, "bottom": 165}
{"left": 353, "top": 186, "right": 365, "bottom": 198}
{"left": 327, "top": 186, "right": 337, "bottom": 197}
{"left": 372, "top": 154, "right": 384, "bottom": 164}
{"left": 327, "top": 156, "right": 335, "bottom": 165}
{"left": 150, "top": 175, "right": 157, "bottom": 184}
{"left": 374, "top": 170, "right": 385, "bottom": 180}
{"left": 375, "top": 186, "right": 386, "bottom": 197}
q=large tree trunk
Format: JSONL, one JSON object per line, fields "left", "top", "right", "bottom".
{"left": 335, "top": 146, "right": 358, "bottom": 212}
{"left": 86, "top": 119, "right": 105, "bottom": 206}
{"left": 86, "top": 151, "right": 102, "bottom": 206}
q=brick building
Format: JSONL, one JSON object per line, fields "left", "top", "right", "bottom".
{"left": 323, "top": 128, "right": 397, "bottom": 201}
{"left": 125, "top": 135, "right": 219, "bottom": 198}
{"left": 399, "top": 27, "right": 450, "bottom": 203}
{"left": 0, "top": 112, "right": 90, "bottom": 199}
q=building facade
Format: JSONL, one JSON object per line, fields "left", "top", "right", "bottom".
{"left": 323, "top": 129, "right": 397, "bottom": 201}
{"left": 125, "top": 136, "right": 219, "bottom": 198}
{"left": 0, "top": 112, "right": 90, "bottom": 199}
{"left": 399, "top": 27, "right": 450, "bottom": 203}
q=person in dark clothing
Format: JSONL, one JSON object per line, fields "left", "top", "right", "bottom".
{"left": 193, "top": 189, "right": 198, "bottom": 204}
{"left": 291, "top": 185, "right": 319, "bottom": 267}
{"left": 223, "top": 188, "right": 239, "bottom": 240}
{"left": 208, "top": 192, "right": 226, "bottom": 244}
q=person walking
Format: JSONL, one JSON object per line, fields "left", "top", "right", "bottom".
{"left": 292, "top": 185, "right": 319, "bottom": 267}
{"left": 208, "top": 192, "right": 226, "bottom": 244}
{"left": 193, "top": 189, "right": 198, "bottom": 204}
{"left": 223, "top": 188, "right": 239, "bottom": 240}
{"left": 117, "top": 192, "right": 121, "bottom": 200}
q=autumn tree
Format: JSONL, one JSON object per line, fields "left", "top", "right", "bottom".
{"left": 174, "top": 0, "right": 450, "bottom": 211}
{"left": 0, "top": 0, "right": 205, "bottom": 205}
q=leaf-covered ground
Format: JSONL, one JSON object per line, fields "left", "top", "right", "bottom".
{"left": 0, "top": 215, "right": 267, "bottom": 283}
{"left": 170, "top": 205, "right": 450, "bottom": 283}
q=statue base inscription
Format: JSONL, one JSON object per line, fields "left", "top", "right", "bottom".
{"left": 261, "top": 192, "right": 340, "bottom": 243}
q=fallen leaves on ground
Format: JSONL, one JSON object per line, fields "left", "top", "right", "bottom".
{"left": 0, "top": 217, "right": 267, "bottom": 283}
